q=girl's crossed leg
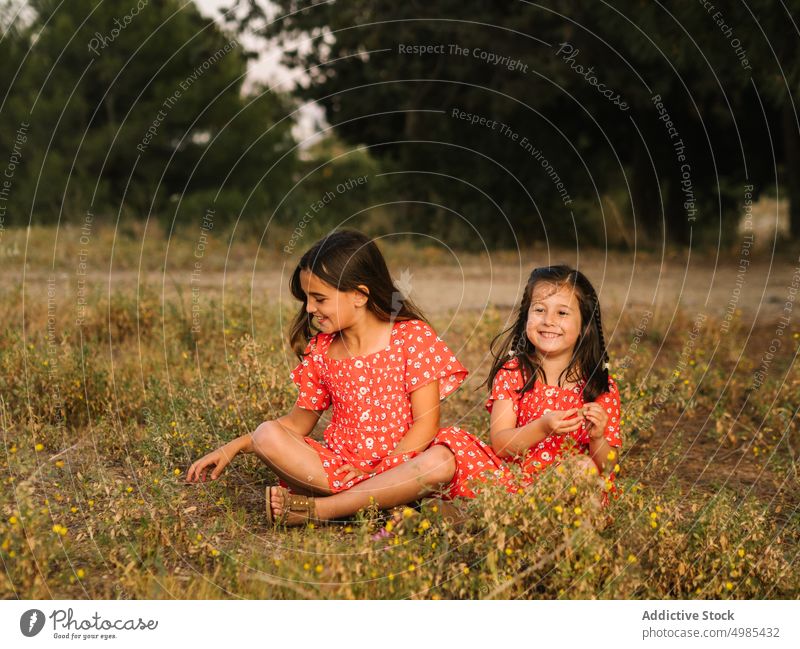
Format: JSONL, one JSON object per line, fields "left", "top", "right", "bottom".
{"left": 249, "top": 419, "right": 332, "bottom": 496}
{"left": 250, "top": 420, "right": 457, "bottom": 524}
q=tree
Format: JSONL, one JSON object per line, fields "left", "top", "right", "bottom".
{"left": 0, "top": 0, "right": 297, "bottom": 226}
{"left": 222, "top": 0, "right": 800, "bottom": 246}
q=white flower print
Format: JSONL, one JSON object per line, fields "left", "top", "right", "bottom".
{"left": 287, "top": 323, "right": 501, "bottom": 499}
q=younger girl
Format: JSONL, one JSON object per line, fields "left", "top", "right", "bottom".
{"left": 186, "top": 230, "right": 506, "bottom": 525}
{"left": 486, "top": 265, "right": 621, "bottom": 489}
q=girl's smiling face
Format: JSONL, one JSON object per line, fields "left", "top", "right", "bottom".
{"left": 526, "top": 282, "right": 583, "bottom": 359}
{"left": 300, "top": 269, "right": 367, "bottom": 332}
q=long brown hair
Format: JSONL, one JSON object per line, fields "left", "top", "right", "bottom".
{"left": 288, "top": 230, "right": 426, "bottom": 357}
{"left": 485, "top": 265, "right": 610, "bottom": 402}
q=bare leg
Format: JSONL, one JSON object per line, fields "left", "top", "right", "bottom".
{"left": 250, "top": 420, "right": 332, "bottom": 496}
{"left": 271, "top": 445, "right": 456, "bottom": 524}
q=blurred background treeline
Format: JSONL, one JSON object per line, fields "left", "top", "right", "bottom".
{"left": 1, "top": 0, "right": 799, "bottom": 249}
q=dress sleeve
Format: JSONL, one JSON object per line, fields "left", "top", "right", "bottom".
{"left": 485, "top": 358, "right": 523, "bottom": 415}
{"left": 401, "top": 320, "right": 468, "bottom": 400}
{"left": 289, "top": 336, "right": 331, "bottom": 411}
{"left": 593, "top": 377, "right": 622, "bottom": 448}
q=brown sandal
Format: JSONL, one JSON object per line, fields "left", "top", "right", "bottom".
{"left": 266, "top": 486, "right": 318, "bottom": 527}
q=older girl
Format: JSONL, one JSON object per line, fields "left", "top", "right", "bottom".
{"left": 187, "top": 230, "right": 505, "bottom": 524}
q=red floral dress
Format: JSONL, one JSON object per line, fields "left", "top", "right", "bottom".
{"left": 290, "top": 319, "right": 506, "bottom": 499}
{"left": 486, "top": 358, "right": 622, "bottom": 488}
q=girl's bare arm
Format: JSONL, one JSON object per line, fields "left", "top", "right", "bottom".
{"left": 186, "top": 401, "right": 323, "bottom": 482}
{"left": 489, "top": 401, "right": 584, "bottom": 458}
{"left": 387, "top": 380, "right": 440, "bottom": 456}
{"left": 584, "top": 401, "right": 615, "bottom": 474}
{"left": 332, "top": 381, "right": 441, "bottom": 484}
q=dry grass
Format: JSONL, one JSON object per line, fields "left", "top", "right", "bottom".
{"left": 1, "top": 224, "right": 798, "bottom": 599}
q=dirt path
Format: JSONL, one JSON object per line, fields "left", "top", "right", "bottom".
{"left": 11, "top": 251, "right": 798, "bottom": 325}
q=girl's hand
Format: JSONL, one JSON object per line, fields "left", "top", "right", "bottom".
{"left": 334, "top": 463, "right": 367, "bottom": 485}
{"left": 541, "top": 408, "right": 584, "bottom": 436}
{"left": 186, "top": 444, "right": 238, "bottom": 483}
{"left": 583, "top": 402, "right": 609, "bottom": 439}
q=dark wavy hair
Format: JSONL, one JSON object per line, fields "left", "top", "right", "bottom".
{"left": 485, "top": 265, "right": 610, "bottom": 402}
{"left": 288, "top": 230, "right": 426, "bottom": 357}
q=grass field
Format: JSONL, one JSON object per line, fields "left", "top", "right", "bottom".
{"left": 1, "top": 223, "right": 798, "bottom": 599}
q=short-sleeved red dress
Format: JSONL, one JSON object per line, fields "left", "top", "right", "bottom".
{"left": 486, "top": 357, "right": 622, "bottom": 487}
{"left": 289, "top": 319, "right": 507, "bottom": 499}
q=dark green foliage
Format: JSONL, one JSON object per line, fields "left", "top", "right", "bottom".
{"left": 221, "top": 0, "right": 800, "bottom": 245}
{"left": 0, "top": 0, "right": 296, "bottom": 228}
